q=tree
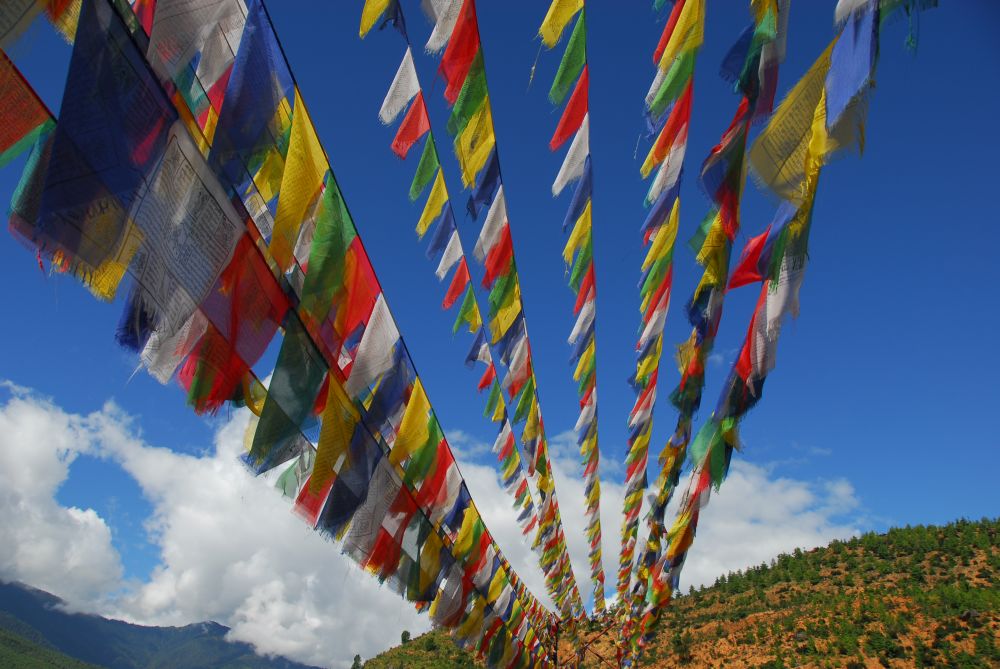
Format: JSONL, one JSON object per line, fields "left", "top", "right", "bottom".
{"left": 351, "top": 654, "right": 362, "bottom": 669}
{"left": 401, "top": 630, "right": 411, "bottom": 645}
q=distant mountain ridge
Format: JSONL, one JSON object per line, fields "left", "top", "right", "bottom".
{"left": 0, "top": 581, "right": 323, "bottom": 669}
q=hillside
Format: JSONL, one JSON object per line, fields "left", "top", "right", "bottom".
{"left": 0, "top": 582, "right": 322, "bottom": 669}
{"left": 0, "top": 622, "right": 104, "bottom": 668}
{"left": 363, "top": 518, "right": 999, "bottom": 668}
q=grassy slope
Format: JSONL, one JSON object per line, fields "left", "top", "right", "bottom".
{"left": 363, "top": 518, "right": 999, "bottom": 668}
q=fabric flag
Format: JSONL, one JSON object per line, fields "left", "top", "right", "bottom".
{"left": 438, "top": 0, "right": 479, "bottom": 104}
{"left": 272, "top": 89, "right": 328, "bottom": 271}
{"left": 391, "top": 92, "right": 430, "bottom": 159}
{"left": 548, "top": 11, "right": 586, "bottom": 105}
{"left": 550, "top": 65, "right": 588, "bottom": 151}
{"left": 454, "top": 95, "right": 494, "bottom": 186}
{"left": 435, "top": 231, "right": 463, "bottom": 280}
{"left": 379, "top": 48, "right": 420, "bottom": 124}
{"left": 417, "top": 169, "right": 448, "bottom": 237}
{"left": 0, "top": 52, "right": 53, "bottom": 168}
{"left": 473, "top": 186, "right": 507, "bottom": 262}
{"left": 442, "top": 259, "right": 470, "bottom": 309}
{"left": 539, "top": 0, "right": 583, "bottom": 47}
{"left": 360, "top": 0, "right": 392, "bottom": 37}
{"left": 34, "top": 0, "right": 177, "bottom": 284}
{"left": 424, "top": 0, "right": 462, "bottom": 54}
{"left": 0, "top": 0, "right": 43, "bottom": 51}
{"left": 410, "top": 137, "right": 440, "bottom": 200}
{"left": 552, "top": 114, "right": 589, "bottom": 196}
{"left": 748, "top": 41, "right": 834, "bottom": 203}
{"left": 345, "top": 294, "right": 399, "bottom": 398}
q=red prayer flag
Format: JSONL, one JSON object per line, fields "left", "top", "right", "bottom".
{"left": 482, "top": 226, "right": 513, "bottom": 287}
{"left": 550, "top": 66, "right": 589, "bottom": 151}
{"left": 442, "top": 258, "right": 470, "bottom": 309}
{"left": 477, "top": 363, "right": 495, "bottom": 391}
{"left": 336, "top": 239, "right": 380, "bottom": 340}
{"left": 728, "top": 225, "right": 770, "bottom": 290}
{"left": 438, "top": 0, "right": 480, "bottom": 104}
{"left": 653, "top": 0, "right": 686, "bottom": 64}
{"left": 648, "top": 79, "right": 693, "bottom": 166}
{"left": 574, "top": 265, "right": 595, "bottom": 314}
{"left": 293, "top": 473, "right": 335, "bottom": 527}
{"left": 735, "top": 284, "right": 768, "bottom": 381}
{"left": 391, "top": 92, "right": 430, "bottom": 159}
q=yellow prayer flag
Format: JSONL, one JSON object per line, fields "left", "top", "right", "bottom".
{"left": 501, "top": 452, "right": 520, "bottom": 480}
{"left": 488, "top": 279, "right": 522, "bottom": 343}
{"left": 562, "top": 200, "right": 592, "bottom": 265}
{"left": 455, "top": 96, "right": 495, "bottom": 187}
{"left": 453, "top": 506, "right": 480, "bottom": 557}
{"left": 359, "top": 0, "right": 392, "bottom": 37}
{"left": 491, "top": 394, "right": 507, "bottom": 423}
{"left": 522, "top": 399, "right": 539, "bottom": 440}
{"left": 81, "top": 221, "right": 143, "bottom": 301}
{"left": 635, "top": 337, "right": 662, "bottom": 381}
{"left": 749, "top": 40, "right": 836, "bottom": 203}
{"left": 642, "top": 199, "right": 679, "bottom": 272}
{"left": 310, "top": 373, "right": 360, "bottom": 493}
{"left": 657, "top": 0, "right": 705, "bottom": 72}
{"left": 251, "top": 144, "right": 286, "bottom": 203}
{"left": 390, "top": 379, "right": 430, "bottom": 467}
{"left": 538, "top": 0, "right": 583, "bottom": 47}
{"left": 455, "top": 596, "right": 485, "bottom": 639}
{"left": 488, "top": 566, "right": 507, "bottom": 603}
{"left": 416, "top": 169, "right": 448, "bottom": 237}
{"left": 574, "top": 339, "right": 595, "bottom": 381}
{"left": 272, "top": 89, "right": 328, "bottom": 271}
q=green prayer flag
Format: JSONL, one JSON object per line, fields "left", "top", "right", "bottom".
{"left": 549, "top": 12, "right": 587, "bottom": 105}
{"left": 447, "top": 53, "right": 487, "bottom": 136}
{"left": 484, "top": 380, "right": 502, "bottom": 418}
{"left": 410, "top": 135, "right": 440, "bottom": 201}
{"left": 513, "top": 377, "right": 535, "bottom": 423}
{"left": 453, "top": 286, "right": 478, "bottom": 333}
{"left": 568, "top": 236, "right": 592, "bottom": 291}
{"left": 300, "top": 173, "right": 357, "bottom": 324}
{"left": 404, "top": 416, "right": 443, "bottom": 486}
{"left": 249, "top": 316, "right": 328, "bottom": 470}
{"left": 687, "top": 207, "right": 717, "bottom": 255}
{"left": 649, "top": 50, "right": 696, "bottom": 119}
{"left": 488, "top": 268, "right": 516, "bottom": 319}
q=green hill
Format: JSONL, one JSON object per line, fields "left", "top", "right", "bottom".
{"left": 0, "top": 624, "right": 104, "bottom": 668}
{"left": 362, "top": 517, "right": 999, "bottom": 668}
{"left": 0, "top": 582, "right": 322, "bottom": 669}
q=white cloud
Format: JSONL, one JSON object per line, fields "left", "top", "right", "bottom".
{"left": 0, "top": 384, "right": 427, "bottom": 668}
{"left": 0, "top": 382, "right": 865, "bottom": 667}
{"left": 665, "top": 460, "right": 861, "bottom": 591}
{"left": 0, "top": 383, "right": 123, "bottom": 608}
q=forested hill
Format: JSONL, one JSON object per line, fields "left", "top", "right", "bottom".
{"left": 362, "top": 517, "right": 999, "bottom": 668}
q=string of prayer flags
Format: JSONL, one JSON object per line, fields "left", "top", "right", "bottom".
{"left": 617, "top": 0, "right": 704, "bottom": 607}
{"left": 6, "top": 0, "right": 560, "bottom": 663}
{"left": 622, "top": 2, "right": 791, "bottom": 661}
{"left": 367, "top": 35, "right": 543, "bottom": 548}
{"left": 629, "top": 2, "right": 932, "bottom": 662}
{"left": 537, "top": 0, "right": 606, "bottom": 614}
{"left": 404, "top": 0, "right": 586, "bottom": 618}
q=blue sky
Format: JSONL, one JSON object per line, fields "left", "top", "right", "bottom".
{"left": 1, "top": 0, "right": 998, "bottom": 650}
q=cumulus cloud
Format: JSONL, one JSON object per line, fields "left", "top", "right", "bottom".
{"left": 0, "top": 382, "right": 864, "bottom": 667}
{"left": 0, "top": 383, "right": 123, "bottom": 608}
{"left": 0, "top": 384, "right": 426, "bottom": 668}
